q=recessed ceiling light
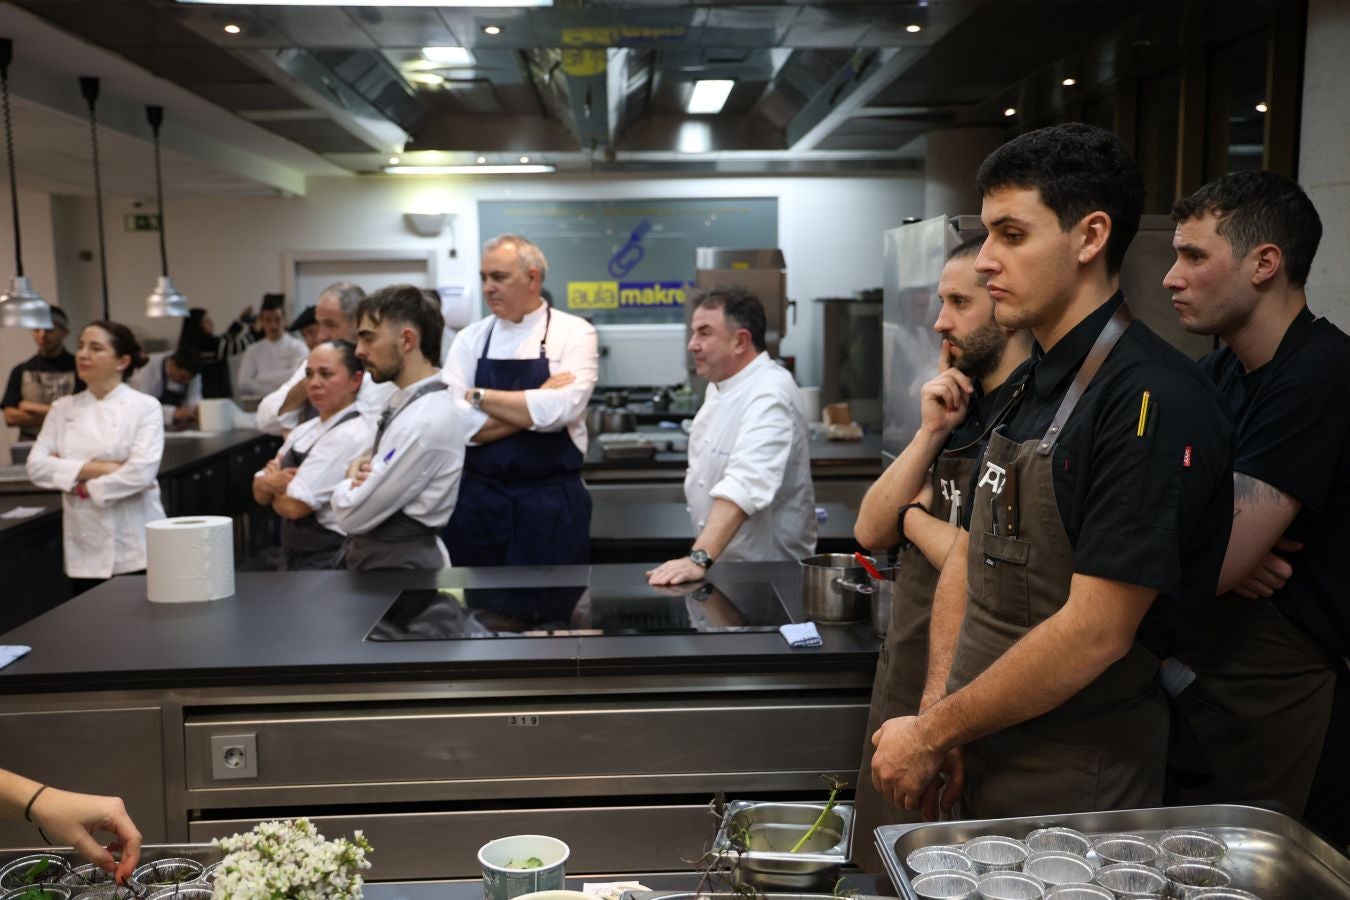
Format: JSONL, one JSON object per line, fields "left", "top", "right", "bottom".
{"left": 1004, "top": 107, "right": 1016, "bottom": 117}
{"left": 476, "top": 156, "right": 487, "bottom": 164}
{"left": 385, "top": 164, "right": 556, "bottom": 176}
{"left": 906, "top": 24, "right": 922, "bottom": 33}
{"left": 407, "top": 72, "right": 445, "bottom": 86}
{"left": 422, "top": 46, "right": 475, "bottom": 66}
{"left": 223, "top": 24, "right": 241, "bottom": 34}
{"left": 687, "top": 79, "right": 735, "bottom": 115}
{"left": 519, "top": 156, "right": 530, "bottom": 164}
{"left": 1062, "top": 77, "right": 1077, "bottom": 86}
{"left": 389, "top": 156, "right": 400, "bottom": 165}
{"left": 483, "top": 25, "right": 503, "bottom": 36}
{"left": 1255, "top": 101, "right": 1268, "bottom": 113}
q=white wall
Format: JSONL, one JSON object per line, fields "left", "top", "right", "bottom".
{"left": 31, "top": 172, "right": 923, "bottom": 390}
{"left": 1301, "top": 0, "right": 1350, "bottom": 328}
{"left": 0, "top": 189, "right": 61, "bottom": 458}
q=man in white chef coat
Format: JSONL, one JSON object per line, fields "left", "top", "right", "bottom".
{"left": 255, "top": 282, "right": 395, "bottom": 435}
{"left": 647, "top": 284, "right": 816, "bottom": 585}
{"left": 441, "top": 234, "right": 599, "bottom": 566}
{"left": 331, "top": 285, "right": 464, "bottom": 570}
{"left": 235, "top": 294, "right": 308, "bottom": 399}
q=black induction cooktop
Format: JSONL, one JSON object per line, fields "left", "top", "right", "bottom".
{"left": 365, "top": 582, "right": 789, "bottom": 641}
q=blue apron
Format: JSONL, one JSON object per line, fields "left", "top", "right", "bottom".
{"left": 443, "top": 306, "right": 592, "bottom": 566}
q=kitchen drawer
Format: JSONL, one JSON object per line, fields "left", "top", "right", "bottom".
{"left": 189, "top": 804, "right": 715, "bottom": 880}
{"left": 184, "top": 695, "right": 868, "bottom": 791}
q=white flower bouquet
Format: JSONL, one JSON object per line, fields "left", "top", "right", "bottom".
{"left": 210, "top": 817, "right": 372, "bottom": 899}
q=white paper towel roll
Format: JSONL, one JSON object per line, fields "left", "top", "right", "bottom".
{"left": 146, "top": 516, "right": 236, "bottom": 603}
{"left": 198, "top": 398, "right": 238, "bottom": 432}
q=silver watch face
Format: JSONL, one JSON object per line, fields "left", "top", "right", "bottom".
{"left": 689, "top": 549, "right": 711, "bottom": 567}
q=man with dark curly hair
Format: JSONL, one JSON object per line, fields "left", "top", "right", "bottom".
{"left": 871, "top": 124, "right": 1234, "bottom": 819}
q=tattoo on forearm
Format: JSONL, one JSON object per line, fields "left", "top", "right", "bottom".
{"left": 1233, "top": 473, "right": 1287, "bottom": 505}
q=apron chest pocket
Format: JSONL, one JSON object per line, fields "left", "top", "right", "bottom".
{"left": 981, "top": 532, "right": 1031, "bottom": 626}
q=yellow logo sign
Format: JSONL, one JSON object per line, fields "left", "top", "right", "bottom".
{"left": 568, "top": 281, "right": 619, "bottom": 310}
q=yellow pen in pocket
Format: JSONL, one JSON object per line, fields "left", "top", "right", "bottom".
{"left": 1136, "top": 390, "right": 1151, "bottom": 437}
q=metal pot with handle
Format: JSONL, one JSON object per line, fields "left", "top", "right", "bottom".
{"left": 800, "top": 553, "right": 874, "bottom": 623}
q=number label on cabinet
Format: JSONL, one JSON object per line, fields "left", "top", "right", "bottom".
{"left": 506, "top": 715, "right": 540, "bottom": 727}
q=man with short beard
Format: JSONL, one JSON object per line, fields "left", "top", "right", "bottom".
{"left": 850, "top": 238, "right": 1030, "bottom": 869}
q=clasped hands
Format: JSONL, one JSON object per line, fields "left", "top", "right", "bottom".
{"left": 870, "top": 713, "right": 965, "bottom": 821}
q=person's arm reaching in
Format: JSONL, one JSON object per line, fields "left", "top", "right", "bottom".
{"left": 0, "top": 769, "right": 141, "bottom": 885}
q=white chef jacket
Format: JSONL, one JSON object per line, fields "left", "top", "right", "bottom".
{"left": 26, "top": 384, "right": 167, "bottom": 578}
{"left": 236, "top": 333, "right": 309, "bottom": 398}
{"left": 129, "top": 351, "right": 203, "bottom": 426}
{"left": 254, "top": 361, "right": 394, "bottom": 436}
{"left": 258, "top": 405, "right": 373, "bottom": 534}
{"left": 331, "top": 373, "right": 465, "bottom": 533}
{"left": 685, "top": 352, "right": 817, "bottom": 563}
{"left": 442, "top": 301, "right": 598, "bottom": 452}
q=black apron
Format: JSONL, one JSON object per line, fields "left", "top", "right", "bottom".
{"left": 158, "top": 357, "right": 188, "bottom": 408}
{"left": 950, "top": 304, "right": 1170, "bottom": 818}
{"left": 277, "top": 410, "right": 359, "bottom": 571}
{"left": 340, "top": 381, "right": 450, "bottom": 571}
{"left": 443, "top": 306, "right": 592, "bottom": 566}
{"left": 1176, "top": 308, "right": 1338, "bottom": 816}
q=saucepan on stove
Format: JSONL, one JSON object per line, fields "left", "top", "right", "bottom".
{"left": 800, "top": 553, "right": 874, "bottom": 623}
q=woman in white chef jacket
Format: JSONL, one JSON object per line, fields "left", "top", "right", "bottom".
{"left": 251, "top": 340, "right": 372, "bottom": 570}
{"left": 26, "top": 320, "right": 166, "bottom": 593}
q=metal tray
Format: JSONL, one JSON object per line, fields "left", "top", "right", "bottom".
{"left": 876, "top": 804, "right": 1350, "bottom": 899}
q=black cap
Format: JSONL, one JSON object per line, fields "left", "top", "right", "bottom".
{"left": 47, "top": 305, "right": 70, "bottom": 330}
{"left": 288, "top": 305, "right": 316, "bottom": 332}
{"left": 261, "top": 292, "right": 285, "bottom": 312}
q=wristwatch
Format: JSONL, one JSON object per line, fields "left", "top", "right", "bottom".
{"left": 689, "top": 548, "right": 713, "bottom": 570}
{"left": 469, "top": 388, "right": 487, "bottom": 410}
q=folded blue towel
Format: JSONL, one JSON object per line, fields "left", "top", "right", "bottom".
{"left": 780, "top": 622, "right": 822, "bottom": 648}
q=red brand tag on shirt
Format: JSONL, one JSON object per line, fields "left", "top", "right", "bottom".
{"left": 1183, "top": 445, "right": 1193, "bottom": 467}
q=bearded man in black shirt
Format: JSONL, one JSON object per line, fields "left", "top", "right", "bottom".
{"left": 1165, "top": 170, "right": 1349, "bottom": 844}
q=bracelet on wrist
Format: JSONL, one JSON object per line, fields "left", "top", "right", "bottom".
{"left": 896, "top": 501, "right": 930, "bottom": 548}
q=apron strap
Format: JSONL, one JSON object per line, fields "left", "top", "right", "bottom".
{"left": 373, "top": 381, "right": 449, "bottom": 453}
{"left": 1036, "top": 302, "right": 1135, "bottom": 457}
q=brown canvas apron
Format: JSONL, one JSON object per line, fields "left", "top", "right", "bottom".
{"left": 278, "top": 410, "right": 360, "bottom": 571}
{"left": 852, "top": 452, "right": 978, "bottom": 872}
{"left": 949, "top": 305, "right": 1169, "bottom": 818}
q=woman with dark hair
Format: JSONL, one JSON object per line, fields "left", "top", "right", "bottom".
{"left": 178, "top": 304, "right": 259, "bottom": 399}
{"left": 252, "top": 340, "right": 371, "bottom": 570}
{"left": 26, "top": 320, "right": 166, "bottom": 594}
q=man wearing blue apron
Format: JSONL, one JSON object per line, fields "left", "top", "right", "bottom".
{"left": 443, "top": 234, "right": 598, "bottom": 566}
{"left": 871, "top": 124, "right": 1233, "bottom": 819}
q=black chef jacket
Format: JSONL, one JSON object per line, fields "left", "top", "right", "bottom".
{"left": 1200, "top": 306, "right": 1350, "bottom": 657}
{"left": 2, "top": 350, "right": 82, "bottom": 440}
{"left": 988, "top": 291, "right": 1233, "bottom": 621}
{"left": 949, "top": 372, "right": 1029, "bottom": 528}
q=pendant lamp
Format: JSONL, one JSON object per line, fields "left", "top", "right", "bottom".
{"left": 144, "top": 105, "right": 187, "bottom": 318}
{"left": 80, "top": 76, "right": 110, "bottom": 320}
{"left": 0, "top": 38, "right": 53, "bottom": 330}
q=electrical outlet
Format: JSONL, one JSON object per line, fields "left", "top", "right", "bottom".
{"left": 210, "top": 733, "right": 258, "bottom": 780}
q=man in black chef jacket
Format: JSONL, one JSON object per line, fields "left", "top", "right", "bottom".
{"left": 851, "top": 237, "right": 1031, "bottom": 870}
{"left": 1164, "top": 170, "right": 1349, "bottom": 844}
{"left": 871, "top": 123, "right": 1233, "bottom": 819}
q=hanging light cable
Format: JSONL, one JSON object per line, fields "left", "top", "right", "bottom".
{"left": 144, "top": 105, "right": 187, "bottom": 318}
{"left": 0, "top": 37, "right": 53, "bottom": 330}
{"left": 79, "top": 76, "right": 110, "bottom": 320}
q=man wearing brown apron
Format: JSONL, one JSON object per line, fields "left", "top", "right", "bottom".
{"left": 1164, "top": 171, "right": 1350, "bottom": 844}
{"left": 872, "top": 123, "right": 1233, "bottom": 819}
{"left": 851, "top": 238, "right": 1030, "bottom": 871}
{"left": 332, "top": 285, "right": 466, "bottom": 570}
